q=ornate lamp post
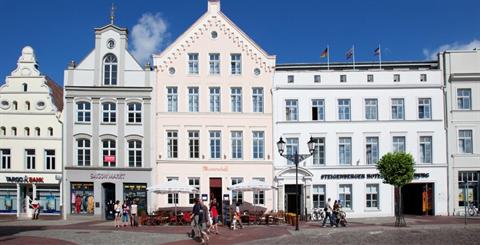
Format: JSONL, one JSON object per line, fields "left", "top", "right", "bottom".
{"left": 277, "top": 136, "right": 316, "bottom": 231}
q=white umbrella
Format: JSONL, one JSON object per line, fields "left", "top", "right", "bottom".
{"left": 147, "top": 180, "right": 199, "bottom": 218}
{"left": 229, "top": 179, "right": 272, "bottom": 223}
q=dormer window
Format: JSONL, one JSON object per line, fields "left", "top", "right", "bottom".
{"left": 103, "top": 54, "right": 118, "bottom": 85}
{"left": 23, "top": 83, "right": 28, "bottom": 92}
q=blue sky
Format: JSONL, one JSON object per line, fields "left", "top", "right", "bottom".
{"left": 0, "top": 0, "right": 479, "bottom": 85}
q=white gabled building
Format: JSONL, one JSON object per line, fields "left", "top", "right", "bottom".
{"left": 273, "top": 61, "right": 448, "bottom": 218}
{"left": 63, "top": 20, "right": 155, "bottom": 219}
{"left": 440, "top": 50, "right": 480, "bottom": 215}
{"left": 0, "top": 47, "right": 64, "bottom": 218}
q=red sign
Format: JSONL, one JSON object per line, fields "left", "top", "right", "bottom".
{"left": 104, "top": 155, "right": 116, "bottom": 162}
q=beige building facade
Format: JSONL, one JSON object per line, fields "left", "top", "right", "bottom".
{"left": 153, "top": 0, "right": 275, "bottom": 215}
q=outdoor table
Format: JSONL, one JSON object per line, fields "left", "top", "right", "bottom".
{"left": 241, "top": 214, "right": 250, "bottom": 225}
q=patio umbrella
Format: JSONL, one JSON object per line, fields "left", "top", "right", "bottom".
{"left": 147, "top": 180, "right": 199, "bottom": 217}
{"left": 229, "top": 179, "right": 272, "bottom": 222}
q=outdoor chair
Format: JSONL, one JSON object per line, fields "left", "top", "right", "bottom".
{"left": 182, "top": 211, "right": 192, "bottom": 225}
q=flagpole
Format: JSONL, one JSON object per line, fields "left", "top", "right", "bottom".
{"left": 327, "top": 45, "right": 330, "bottom": 71}
{"left": 379, "top": 44, "right": 382, "bottom": 70}
{"left": 352, "top": 45, "right": 355, "bottom": 70}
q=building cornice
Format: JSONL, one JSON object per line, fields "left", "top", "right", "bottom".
{"left": 65, "top": 166, "right": 152, "bottom": 171}
{"left": 276, "top": 119, "right": 444, "bottom": 124}
{"left": 156, "top": 160, "right": 273, "bottom": 165}
{"left": 274, "top": 84, "right": 442, "bottom": 90}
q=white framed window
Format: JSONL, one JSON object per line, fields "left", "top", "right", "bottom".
{"left": 188, "top": 131, "right": 200, "bottom": 159}
{"left": 314, "top": 75, "right": 321, "bottom": 83}
{"left": 286, "top": 138, "right": 299, "bottom": 165}
{"left": 76, "top": 101, "right": 91, "bottom": 123}
{"left": 35, "top": 127, "right": 40, "bottom": 136}
{"left": 392, "top": 136, "right": 406, "bottom": 153}
{"left": 231, "top": 177, "right": 243, "bottom": 203}
{"left": 102, "top": 102, "right": 116, "bottom": 123}
{"left": 367, "top": 74, "right": 374, "bottom": 82}
{"left": 0, "top": 127, "right": 5, "bottom": 136}
{"left": 312, "top": 137, "right": 325, "bottom": 165}
{"left": 188, "top": 87, "right": 199, "bottom": 112}
{"left": 167, "top": 131, "right": 178, "bottom": 158}
{"left": 457, "top": 88, "right": 471, "bottom": 110}
{"left": 48, "top": 127, "right": 53, "bottom": 136}
{"left": 366, "top": 137, "right": 379, "bottom": 165}
{"left": 102, "top": 139, "right": 116, "bottom": 167}
{"left": 366, "top": 184, "right": 379, "bottom": 209}
{"left": 209, "top": 87, "right": 221, "bottom": 112}
{"left": 340, "top": 75, "right": 347, "bottom": 83}
{"left": 252, "top": 88, "right": 264, "bottom": 113}
{"left": 231, "top": 54, "right": 241, "bottom": 75}
{"left": 338, "top": 99, "right": 351, "bottom": 120}
{"left": 458, "top": 130, "right": 473, "bottom": 154}
{"left": 103, "top": 54, "right": 118, "bottom": 85}
{"left": 287, "top": 75, "right": 294, "bottom": 83}
{"left": 128, "top": 102, "right": 142, "bottom": 123}
{"left": 253, "top": 177, "right": 265, "bottom": 205}
{"left": 312, "top": 185, "right": 326, "bottom": 208}
{"left": 420, "top": 74, "right": 427, "bottom": 82}
{"left": 210, "top": 131, "right": 221, "bottom": 159}
{"left": 45, "top": 150, "right": 55, "bottom": 170}
{"left": 11, "top": 127, "right": 16, "bottom": 136}
{"left": 419, "top": 136, "right": 432, "bottom": 164}
{"left": 167, "top": 177, "right": 179, "bottom": 204}
{"left": 128, "top": 140, "right": 142, "bottom": 167}
{"left": 0, "top": 149, "right": 11, "bottom": 169}
{"left": 339, "top": 137, "right": 352, "bottom": 165}
{"left": 252, "top": 131, "right": 265, "bottom": 160}
{"left": 285, "top": 99, "right": 298, "bottom": 121}
{"left": 391, "top": 98, "right": 404, "bottom": 120}
{"left": 77, "top": 139, "right": 91, "bottom": 166}
{"left": 365, "top": 99, "right": 378, "bottom": 120}
{"left": 393, "top": 74, "right": 400, "bottom": 82}
{"left": 338, "top": 184, "right": 352, "bottom": 210}
{"left": 188, "top": 53, "right": 199, "bottom": 75}
{"left": 231, "top": 131, "right": 243, "bottom": 159}
{"left": 188, "top": 177, "right": 200, "bottom": 204}
{"left": 167, "top": 87, "right": 178, "bottom": 112}
{"left": 209, "top": 53, "right": 220, "bottom": 74}
{"left": 312, "top": 99, "right": 325, "bottom": 121}
{"left": 231, "top": 88, "right": 242, "bottom": 112}
{"left": 25, "top": 149, "right": 35, "bottom": 170}
{"left": 24, "top": 127, "right": 30, "bottom": 136}
{"left": 418, "top": 98, "right": 431, "bottom": 119}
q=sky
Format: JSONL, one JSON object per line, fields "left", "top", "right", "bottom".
{"left": 0, "top": 0, "right": 479, "bottom": 85}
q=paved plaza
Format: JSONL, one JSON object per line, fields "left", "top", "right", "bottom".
{"left": 1, "top": 216, "right": 480, "bottom": 244}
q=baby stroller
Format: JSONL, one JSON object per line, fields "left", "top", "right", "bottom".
{"left": 336, "top": 210, "right": 347, "bottom": 227}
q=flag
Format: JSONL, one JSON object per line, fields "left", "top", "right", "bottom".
{"left": 346, "top": 48, "right": 353, "bottom": 60}
{"left": 321, "top": 47, "right": 328, "bottom": 58}
{"left": 374, "top": 46, "right": 381, "bottom": 56}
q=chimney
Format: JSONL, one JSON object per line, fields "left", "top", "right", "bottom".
{"left": 208, "top": 0, "right": 221, "bottom": 13}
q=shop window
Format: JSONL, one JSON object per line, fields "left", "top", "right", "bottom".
{"left": 0, "top": 186, "right": 17, "bottom": 213}
{"left": 37, "top": 186, "right": 60, "bottom": 214}
{"left": 338, "top": 184, "right": 352, "bottom": 210}
{"left": 458, "top": 172, "right": 479, "bottom": 207}
{"left": 70, "top": 182, "right": 94, "bottom": 214}
{"left": 312, "top": 185, "right": 326, "bottom": 209}
{"left": 124, "top": 183, "right": 147, "bottom": 213}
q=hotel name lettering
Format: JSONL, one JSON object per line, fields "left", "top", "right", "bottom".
{"left": 320, "top": 173, "right": 429, "bottom": 180}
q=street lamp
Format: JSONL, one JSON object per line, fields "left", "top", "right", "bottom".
{"left": 277, "top": 136, "right": 316, "bottom": 231}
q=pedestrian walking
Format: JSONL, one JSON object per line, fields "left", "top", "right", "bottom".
{"left": 190, "top": 198, "right": 202, "bottom": 240}
{"left": 122, "top": 201, "right": 129, "bottom": 227}
{"left": 31, "top": 197, "right": 40, "bottom": 220}
{"left": 200, "top": 200, "right": 210, "bottom": 244}
{"left": 209, "top": 198, "right": 219, "bottom": 234}
{"left": 130, "top": 201, "right": 138, "bottom": 227}
{"left": 322, "top": 198, "right": 337, "bottom": 227}
{"left": 114, "top": 200, "right": 121, "bottom": 228}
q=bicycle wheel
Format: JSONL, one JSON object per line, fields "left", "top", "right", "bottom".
{"left": 468, "top": 207, "right": 476, "bottom": 216}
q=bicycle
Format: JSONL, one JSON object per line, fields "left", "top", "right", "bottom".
{"left": 310, "top": 208, "right": 325, "bottom": 221}
{"left": 467, "top": 201, "right": 479, "bottom": 216}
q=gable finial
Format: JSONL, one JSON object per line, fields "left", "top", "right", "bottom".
{"left": 110, "top": 3, "right": 115, "bottom": 24}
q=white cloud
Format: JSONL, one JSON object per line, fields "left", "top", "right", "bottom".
{"left": 423, "top": 39, "right": 480, "bottom": 60}
{"left": 131, "top": 13, "right": 168, "bottom": 65}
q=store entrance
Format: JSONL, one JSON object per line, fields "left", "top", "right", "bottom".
{"left": 210, "top": 178, "right": 222, "bottom": 218}
{"left": 102, "top": 183, "right": 115, "bottom": 219}
{"left": 401, "top": 183, "right": 434, "bottom": 215}
{"left": 19, "top": 185, "right": 33, "bottom": 217}
{"left": 285, "top": 184, "right": 303, "bottom": 215}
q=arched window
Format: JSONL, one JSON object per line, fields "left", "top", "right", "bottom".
{"left": 12, "top": 101, "right": 18, "bottom": 110}
{"left": 127, "top": 102, "right": 142, "bottom": 123}
{"left": 76, "top": 101, "right": 91, "bottom": 122}
{"left": 23, "top": 83, "right": 28, "bottom": 92}
{"left": 102, "top": 102, "right": 116, "bottom": 123}
{"left": 102, "top": 139, "right": 116, "bottom": 167}
{"left": 77, "top": 139, "right": 91, "bottom": 166}
{"left": 35, "top": 127, "right": 40, "bottom": 136}
{"left": 24, "top": 127, "right": 30, "bottom": 136}
{"left": 48, "top": 127, "right": 53, "bottom": 136}
{"left": 0, "top": 127, "right": 5, "bottom": 136}
{"left": 103, "top": 54, "right": 118, "bottom": 85}
{"left": 11, "top": 127, "right": 17, "bottom": 136}
{"left": 128, "top": 140, "right": 142, "bottom": 167}
{"left": 26, "top": 101, "right": 30, "bottom": 110}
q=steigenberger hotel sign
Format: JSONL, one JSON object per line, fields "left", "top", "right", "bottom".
{"left": 320, "top": 173, "right": 430, "bottom": 180}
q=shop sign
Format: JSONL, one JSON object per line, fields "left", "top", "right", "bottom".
{"left": 90, "top": 173, "right": 126, "bottom": 180}
{"left": 104, "top": 155, "right": 116, "bottom": 162}
{"left": 5, "top": 176, "right": 44, "bottom": 183}
{"left": 202, "top": 166, "right": 228, "bottom": 172}
{"left": 320, "top": 173, "right": 430, "bottom": 180}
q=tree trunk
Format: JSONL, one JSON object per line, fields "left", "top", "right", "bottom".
{"left": 395, "top": 186, "right": 406, "bottom": 227}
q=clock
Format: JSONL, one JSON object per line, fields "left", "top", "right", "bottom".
{"left": 107, "top": 39, "right": 115, "bottom": 49}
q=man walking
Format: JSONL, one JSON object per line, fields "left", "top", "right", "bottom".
{"left": 322, "top": 198, "right": 336, "bottom": 227}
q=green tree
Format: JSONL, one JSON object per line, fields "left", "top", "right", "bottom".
{"left": 376, "top": 152, "right": 415, "bottom": 227}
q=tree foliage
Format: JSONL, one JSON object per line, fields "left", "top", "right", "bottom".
{"left": 377, "top": 152, "right": 415, "bottom": 187}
